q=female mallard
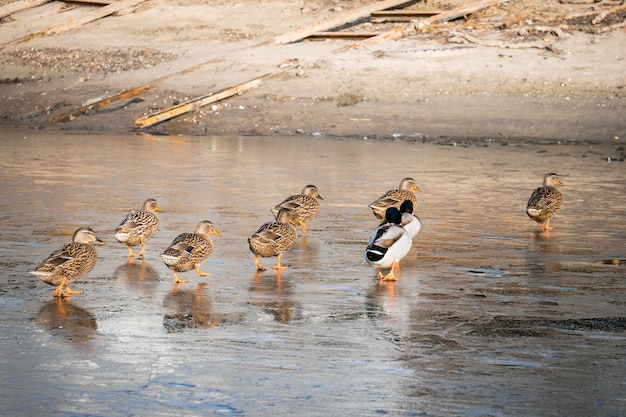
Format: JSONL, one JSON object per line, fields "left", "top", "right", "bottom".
{"left": 366, "top": 207, "right": 412, "bottom": 281}
{"left": 115, "top": 198, "right": 163, "bottom": 257}
{"left": 161, "top": 220, "right": 222, "bottom": 284}
{"left": 30, "top": 227, "right": 105, "bottom": 297}
{"left": 248, "top": 208, "right": 298, "bottom": 271}
{"left": 369, "top": 177, "right": 421, "bottom": 221}
{"left": 270, "top": 185, "right": 323, "bottom": 234}
{"left": 399, "top": 200, "right": 422, "bottom": 239}
{"left": 526, "top": 173, "right": 565, "bottom": 232}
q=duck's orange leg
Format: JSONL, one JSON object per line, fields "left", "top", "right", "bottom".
{"left": 381, "top": 261, "right": 400, "bottom": 281}
{"left": 140, "top": 239, "right": 147, "bottom": 257}
{"left": 53, "top": 276, "right": 68, "bottom": 298}
{"left": 272, "top": 254, "right": 289, "bottom": 270}
{"left": 127, "top": 246, "right": 139, "bottom": 257}
{"left": 63, "top": 286, "right": 83, "bottom": 296}
{"left": 195, "top": 267, "right": 210, "bottom": 277}
{"left": 173, "top": 271, "right": 188, "bottom": 284}
{"left": 254, "top": 255, "right": 267, "bottom": 271}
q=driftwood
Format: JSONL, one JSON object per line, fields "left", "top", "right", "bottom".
{"left": 52, "top": 0, "right": 510, "bottom": 128}
{"left": 135, "top": 0, "right": 510, "bottom": 128}
{"left": 134, "top": 73, "right": 273, "bottom": 128}
{"left": 592, "top": 4, "right": 626, "bottom": 24}
{"left": 596, "top": 17, "right": 626, "bottom": 32}
{"left": 343, "top": 0, "right": 510, "bottom": 49}
{"left": 447, "top": 31, "right": 562, "bottom": 53}
{"left": 274, "top": 0, "right": 415, "bottom": 45}
{"left": 50, "top": 62, "right": 208, "bottom": 123}
{"left": 370, "top": 9, "right": 444, "bottom": 22}
{"left": 0, "top": 0, "right": 50, "bottom": 19}
{"left": 1, "top": 0, "right": 147, "bottom": 49}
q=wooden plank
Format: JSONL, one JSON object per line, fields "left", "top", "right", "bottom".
{"left": 306, "top": 32, "right": 379, "bottom": 40}
{"left": 348, "top": 0, "right": 510, "bottom": 48}
{"left": 135, "top": 0, "right": 507, "bottom": 129}
{"left": 0, "top": 0, "right": 50, "bottom": 19}
{"left": 274, "top": 0, "right": 416, "bottom": 45}
{"left": 50, "top": 61, "right": 209, "bottom": 123}
{"left": 134, "top": 74, "right": 271, "bottom": 129}
{"left": 415, "top": 0, "right": 510, "bottom": 29}
{"left": 371, "top": 10, "right": 444, "bottom": 17}
{"left": 0, "top": 0, "right": 147, "bottom": 49}
{"left": 64, "top": 0, "right": 115, "bottom": 5}
{"left": 370, "top": 10, "right": 444, "bottom": 22}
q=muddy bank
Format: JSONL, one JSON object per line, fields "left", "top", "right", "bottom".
{"left": 0, "top": 0, "right": 625, "bottom": 140}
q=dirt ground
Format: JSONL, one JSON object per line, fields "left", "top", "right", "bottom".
{"left": 0, "top": 0, "right": 625, "bottom": 140}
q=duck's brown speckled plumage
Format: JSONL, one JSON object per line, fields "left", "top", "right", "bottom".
{"left": 270, "top": 185, "right": 323, "bottom": 234}
{"left": 248, "top": 208, "right": 297, "bottom": 271}
{"left": 526, "top": 173, "right": 565, "bottom": 231}
{"left": 161, "top": 220, "right": 221, "bottom": 283}
{"left": 115, "top": 198, "right": 162, "bottom": 257}
{"left": 30, "top": 227, "right": 105, "bottom": 297}
{"left": 369, "top": 177, "right": 421, "bottom": 221}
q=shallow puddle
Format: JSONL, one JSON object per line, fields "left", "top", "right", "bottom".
{"left": 0, "top": 130, "right": 624, "bottom": 416}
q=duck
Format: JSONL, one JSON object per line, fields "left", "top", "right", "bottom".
{"left": 399, "top": 200, "right": 422, "bottom": 239}
{"left": 30, "top": 227, "right": 105, "bottom": 297}
{"left": 369, "top": 177, "right": 421, "bottom": 221}
{"left": 114, "top": 198, "right": 163, "bottom": 257}
{"left": 248, "top": 208, "right": 298, "bottom": 271}
{"left": 526, "top": 173, "right": 565, "bottom": 232}
{"left": 270, "top": 185, "right": 323, "bottom": 234}
{"left": 365, "top": 207, "right": 412, "bottom": 281}
{"left": 161, "top": 220, "right": 222, "bottom": 284}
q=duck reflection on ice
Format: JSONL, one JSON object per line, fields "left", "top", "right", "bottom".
{"left": 249, "top": 271, "right": 300, "bottom": 323}
{"left": 36, "top": 298, "right": 98, "bottom": 344}
{"left": 114, "top": 258, "right": 160, "bottom": 293}
{"left": 163, "top": 283, "right": 217, "bottom": 332}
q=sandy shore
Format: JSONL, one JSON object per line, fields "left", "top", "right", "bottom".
{"left": 0, "top": 0, "right": 625, "bottom": 141}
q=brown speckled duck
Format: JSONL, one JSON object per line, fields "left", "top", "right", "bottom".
{"left": 526, "top": 173, "right": 565, "bottom": 232}
{"left": 270, "top": 185, "right": 323, "bottom": 234}
{"left": 115, "top": 198, "right": 163, "bottom": 257}
{"left": 30, "top": 227, "right": 105, "bottom": 298}
{"left": 161, "top": 220, "right": 222, "bottom": 284}
{"left": 248, "top": 208, "right": 298, "bottom": 271}
{"left": 369, "top": 177, "right": 421, "bottom": 221}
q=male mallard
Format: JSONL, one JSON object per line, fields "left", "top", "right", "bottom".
{"left": 270, "top": 185, "right": 323, "bottom": 234}
{"left": 399, "top": 200, "right": 422, "bottom": 239}
{"left": 30, "top": 227, "right": 105, "bottom": 297}
{"left": 365, "top": 207, "right": 412, "bottom": 281}
{"left": 161, "top": 220, "right": 222, "bottom": 284}
{"left": 115, "top": 198, "right": 163, "bottom": 257}
{"left": 248, "top": 208, "right": 298, "bottom": 271}
{"left": 369, "top": 177, "right": 421, "bottom": 221}
{"left": 526, "top": 173, "right": 565, "bottom": 232}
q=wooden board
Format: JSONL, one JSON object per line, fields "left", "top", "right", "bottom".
{"left": 349, "top": 0, "right": 511, "bottom": 48}
{"left": 1, "top": 0, "right": 147, "bottom": 49}
{"left": 274, "top": 0, "right": 416, "bottom": 45}
{"left": 0, "top": 0, "right": 50, "bottom": 19}
{"left": 134, "top": 75, "right": 269, "bottom": 129}
{"left": 306, "top": 32, "right": 380, "bottom": 40}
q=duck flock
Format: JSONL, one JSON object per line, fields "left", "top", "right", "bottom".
{"left": 29, "top": 174, "right": 565, "bottom": 298}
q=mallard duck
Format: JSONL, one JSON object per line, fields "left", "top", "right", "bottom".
{"left": 114, "top": 198, "right": 163, "bottom": 257}
{"left": 248, "top": 208, "right": 298, "bottom": 271}
{"left": 369, "top": 177, "right": 421, "bottom": 221}
{"left": 399, "top": 200, "right": 422, "bottom": 239}
{"left": 526, "top": 173, "right": 565, "bottom": 231}
{"left": 161, "top": 220, "right": 222, "bottom": 283}
{"left": 270, "top": 185, "right": 323, "bottom": 234}
{"left": 30, "top": 227, "right": 105, "bottom": 297}
{"left": 365, "top": 207, "right": 412, "bottom": 281}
